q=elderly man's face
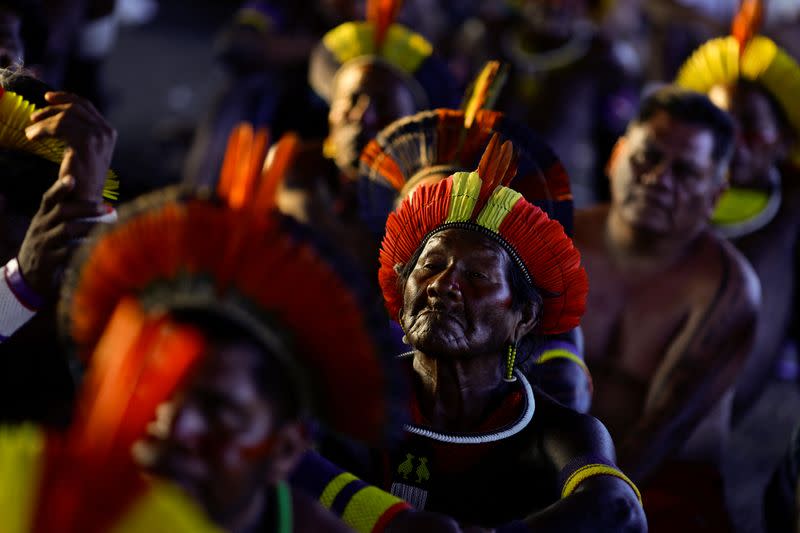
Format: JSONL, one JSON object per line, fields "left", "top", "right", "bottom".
{"left": 0, "top": 9, "right": 24, "bottom": 69}
{"left": 610, "top": 110, "right": 723, "bottom": 237}
{"left": 399, "top": 228, "right": 526, "bottom": 359}
{"left": 709, "top": 82, "right": 788, "bottom": 189}
{"left": 328, "top": 62, "right": 418, "bottom": 179}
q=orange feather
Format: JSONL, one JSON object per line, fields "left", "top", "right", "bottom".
{"left": 732, "top": 0, "right": 764, "bottom": 53}
{"left": 367, "top": 0, "right": 403, "bottom": 50}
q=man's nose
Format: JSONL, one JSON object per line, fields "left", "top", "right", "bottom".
{"left": 427, "top": 265, "right": 462, "bottom": 300}
{"left": 640, "top": 160, "right": 673, "bottom": 187}
{"left": 347, "top": 94, "right": 377, "bottom": 127}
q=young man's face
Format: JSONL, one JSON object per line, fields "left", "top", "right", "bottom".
{"left": 144, "top": 339, "right": 307, "bottom": 526}
{"left": 610, "top": 110, "right": 723, "bottom": 238}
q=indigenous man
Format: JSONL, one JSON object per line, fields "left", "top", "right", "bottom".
{"left": 676, "top": 0, "right": 800, "bottom": 424}
{"left": 575, "top": 85, "right": 760, "bottom": 530}
{"left": 308, "top": 0, "right": 458, "bottom": 182}
{"left": 359, "top": 63, "right": 591, "bottom": 412}
{"left": 324, "top": 135, "right": 646, "bottom": 531}
{"left": 58, "top": 124, "right": 412, "bottom": 532}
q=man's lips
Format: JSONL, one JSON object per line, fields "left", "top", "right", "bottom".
{"left": 628, "top": 188, "right": 672, "bottom": 211}
{"left": 417, "top": 307, "right": 464, "bottom": 328}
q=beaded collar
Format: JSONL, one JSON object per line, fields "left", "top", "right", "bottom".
{"left": 398, "top": 352, "right": 536, "bottom": 444}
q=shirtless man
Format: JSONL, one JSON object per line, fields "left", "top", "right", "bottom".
{"left": 675, "top": 28, "right": 800, "bottom": 424}
{"left": 575, "top": 86, "right": 760, "bottom": 530}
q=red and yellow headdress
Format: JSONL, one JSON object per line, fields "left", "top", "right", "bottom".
{"left": 0, "top": 87, "right": 119, "bottom": 201}
{"left": 1, "top": 298, "right": 219, "bottom": 532}
{"left": 360, "top": 61, "right": 573, "bottom": 237}
{"left": 60, "top": 123, "right": 404, "bottom": 446}
{"left": 676, "top": 0, "right": 800, "bottom": 163}
{"left": 309, "top": 0, "right": 457, "bottom": 109}
{"left": 379, "top": 134, "right": 587, "bottom": 335}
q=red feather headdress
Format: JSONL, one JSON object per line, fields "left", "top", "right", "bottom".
{"left": 379, "top": 134, "right": 587, "bottom": 335}
{"left": 0, "top": 298, "right": 213, "bottom": 532}
{"left": 61, "top": 123, "right": 403, "bottom": 446}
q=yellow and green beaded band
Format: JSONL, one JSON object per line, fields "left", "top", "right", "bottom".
{"left": 319, "top": 472, "right": 360, "bottom": 508}
{"left": 342, "top": 486, "right": 407, "bottom": 533}
{"left": 537, "top": 348, "right": 590, "bottom": 376}
{"left": 561, "top": 463, "right": 642, "bottom": 503}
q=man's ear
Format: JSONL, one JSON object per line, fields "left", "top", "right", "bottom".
{"left": 606, "top": 137, "right": 628, "bottom": 179}
{"left": 513, "top": 299, "right": 540, "bottom": 342}
{"left": 393, "top": 263, "right": 405, "bottom": 276}
{"left": 263, "top": 422, "right": 310, "bottom": 485}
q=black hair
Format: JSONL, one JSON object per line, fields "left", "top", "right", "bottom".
{"left": 634, "top": 85, "right": 736, "bottom": 166}
{"left": 169, "top": 307, "right": 301, "bottom": 426}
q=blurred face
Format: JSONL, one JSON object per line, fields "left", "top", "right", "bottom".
{"left": 0, "top": 9, "right": 23, "bottom": 69}
{"left": 610, "top": 110, "right": 723, "bottom": 237}
{"left": 709, "top": 83, "right": 787, "bottom": 188}
{"left": 146, "top": 340, "right": 306, "bottom": 526}
{"left": 399, "top": 229, "right": 527, "bottom": 359}
{"left": 328, "top": 62, "right": 418, "bottom": 179}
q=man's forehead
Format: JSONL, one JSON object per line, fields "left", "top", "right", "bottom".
{"left": 425, "top": 229, "right": 507, "bottom": 258}
{"left": 628, "top": 111, "right": 715, "bottom": 161}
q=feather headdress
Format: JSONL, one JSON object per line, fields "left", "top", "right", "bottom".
{"left": 360, "top": 62, "right": 572, "bottom": 237}
{"left": 0, "top": 298, "right": 217, "bottom": 532}
{"left": 676, "top": 0, "right": 800, "bottom": 163}
{"left": 61, "top": 122, "right": 404, "bottom": 446}
{"left": 308, "top": 0, "right": 456, "bottom": 108}
{"left": 379, "top": 133, "right": 587, "bottom": 335}
{"left": 0, "top": 87, "right": 119, "bottom": 201}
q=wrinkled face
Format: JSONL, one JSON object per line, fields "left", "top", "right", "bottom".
{"left": 328, "top": 62, "right": 418, "bottom": 179}
{"left": 610, "top": 110, "right": 723, "bottom": 237}
{"left": 146, "top": 340, "right": 302, "bottom": 525}
{"left": 399, "top": 228, "right": 526, "bottom": 359}
{"left": 0, "top": 10, "right": 23, "bottom": 69}
{"left": 710, "top": 83, "right": 787, "bottom": 188}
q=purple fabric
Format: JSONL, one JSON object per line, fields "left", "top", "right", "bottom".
{"left": 5, "top": 258, "right": 43, "bottom": 310}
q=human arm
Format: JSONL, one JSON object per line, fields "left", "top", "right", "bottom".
{"left": 290, "top": 450, "right": 465, "bottom": 533}
{"left": 508, "top": 408, "right": 645, "bottom": 532}
{"left": 617, "top": 243, "right": 760, "bottom": 482}
{"left": 524, "top": 329, "right": 592, "bottom": 413}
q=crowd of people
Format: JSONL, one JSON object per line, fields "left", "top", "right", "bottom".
{"left": 0, "top": 0, "right": 799, "bottom": 531}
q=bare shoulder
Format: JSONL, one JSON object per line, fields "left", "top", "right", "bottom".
{"left": 292, "top": 487, "right": 354, "bottom": 532}
{"left": 698, "top": 231, "right": 760, "bottom": 317}
{"left": 535, "top": 390, "right": 617, "bottom": 466}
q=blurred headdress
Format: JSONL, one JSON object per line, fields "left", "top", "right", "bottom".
{"left": 676, "top": 0, "right": 800, "bottom": 163}
{"left": 360, "top": 61, "right": 573, "bottom": 236}
{"left": 60, "top": 123, "right": 404, "bottom": 446}
{"left": 309, "top": 0, "right": 457, "bottom": 109}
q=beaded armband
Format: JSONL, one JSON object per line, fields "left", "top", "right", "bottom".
{"left": 559, "top": 456, "right": 641, "bottom": 503}
{"left": 291, "top": 452, "right": 411, "bottom": 533}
